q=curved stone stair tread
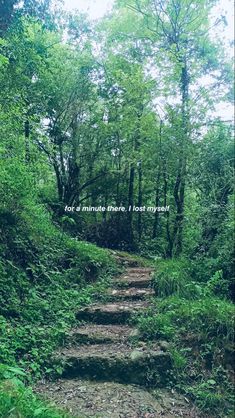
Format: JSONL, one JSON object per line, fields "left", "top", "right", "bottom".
{"left": 126, "top": 267, "right": 154, "bottom": 273}
{"left": 112, "top": 276, "right": 153, "bottom": 289}
{"left": 56, "top": 343, "right": 171, "bottom": 384}
{"left": 76, "top": 301, "right": 151, "bottom": 324}
{"left": 112, "top": 269, "right": 154, "bottom": 289}
{"left": 36, "top": 379, "right": 200, "bottom": 418}
{"left": 67, "top": 324, "right": 137, "bottom": 344}
{"left": 107, "top": 287, "right": 155, "bottom": 300}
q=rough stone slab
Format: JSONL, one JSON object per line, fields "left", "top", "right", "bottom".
{"left": 112, "top": 267, "right": 154, "bottom": 289}
{"left": 107, "top": 287, "right": 155, "bottom": 300}
{"left": 113, "top": 275, "right": 152, "bottom": 289}
{"left": 126, "top": 267, "right": 154, "bottom": 274}
{"left": 66, "top": 324, "right": 135, "bottom": 344}
{"left": 76, "top": 301, "right": 150, "bottom": 324}
{"left": 56, "top": 343, "right": 171, "bottom": 385}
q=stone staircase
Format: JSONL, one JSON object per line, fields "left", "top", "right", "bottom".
{"left": 36, "top": 259, "right": 174, "bottom": 417}
{"left": 57, "top": 266, "right": 171, "bottom": 386}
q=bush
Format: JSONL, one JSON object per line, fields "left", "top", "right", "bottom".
{"left": 137, "top": 313, "right": 175, "bottom": 340}
{"left": 0, "top": 379, "right": 73, "bottom": 418}
{"left": 152, "top": 258, "right": 194, "bottom": 298}
{"left": 0, "top": 159, "right": 117, "bottom": 381}
{"left": 186, "top": 372, "right": 234, "bottom": 417}
{"left": 135, "top": 294, "right": 234, "bottom": 416}
{"left": 159, "top": 296, "right": 234, "bottom": 345}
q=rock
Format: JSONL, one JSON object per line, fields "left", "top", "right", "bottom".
{"left": 159, "top": 341, "right": 170, "bottom": 352}
{"left": 76, "top": 301, "right": 150, "bottom": 324}
{"left": 130, "top": 349, "right": 145, "bottom": 361}
{"left": 55, "top": 343, "right": 171, "bottom": 385}
{"left": 112, "top": 269, "right": 153, "bottom": 289}
{"left": 130, "top": 328, "right": 140, "bottom": 338}
{"left": 67, "top": 325, "right": 134, "bottom": 344}
{"left": 107, "top": 287, "right": 155, "bottom": 301}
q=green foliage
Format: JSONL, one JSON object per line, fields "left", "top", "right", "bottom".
{"left": 136, "top": 294, "right": 234, "bottom": 415}
{"left": 135, "top": 257, "right": 234, "bottom": 416}
{"left": 159, "top": 295, "right": 234, "bottom": 345}
{"left": 0, "top": 158, "right": 116, "bottom": 381}
{"left": 169, "top": 348, "right": 187, "bottom": 372}
{"left": 0, "top": 379, "right": 74, "bottom": 418}
{"left": 205, "top": 270, "right": 230, "bottom": 298}
{"left": 136, "top": 294, "right": 234, "bottom": 348}
{"left": 0, "top": 277, "right": 112, "bottom": 381}
{"left": 137, "top": 313, "right": 175, "bottom": 340}
{"left": 185, "top": 369, "right": 235, "bottom": 416}
{"left": 186, "top": 381, "right": 229, "bottom": 415}
{"left": 152, "top": 258, "right": 194, "bottom": 298}
{"left": 0, "top": 2, "right": 233, "bottom": 417}
{"left": 154, "top": 254, "right": 233, "bottom": 302}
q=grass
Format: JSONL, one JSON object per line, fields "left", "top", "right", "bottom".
{"left": 136, "top": 313, "right": 175, "bottom": 340}
{"left": 0, "top": 243, "right": 115, "bottom": 415}
{"left": 0, "top": 160, "right": 119, "bottom": 412}
{"left": 0, "top": 275, "right": 114, "bottom": 381}
{"left": 152, "top": 258, "right": 194, "bottom": 298}
{"left": 0, "top": 379, "right": 75, "bottom": 418}
{"left": 134, "top": 258, "right": 235, "bottom": 417}
{"left": 159, "top": 295, "right": 234, "bottom": 344}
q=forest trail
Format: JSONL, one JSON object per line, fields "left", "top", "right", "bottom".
{"left": 35, "top": 257, "right": 202, "bottom": 418}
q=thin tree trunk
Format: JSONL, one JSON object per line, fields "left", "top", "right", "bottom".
{"left": 116, "top": 134, "right": 122, "bottom": 239}
{"left": 89, "top": 162, "right": 97, "bottom": 221}
{"left": 127, "top": 113, "right": 142, "bottom": 248}
{"left": 53, "top": 162, "right": 63, "bottom": 202}
{"left": 172, "top": 60, "right": 189, "bottom": 256}
{"left": 25, "top": 120, "right": 30, "bottom": 163}
{"left": 152, "top": 120, "right": 163, "bottom": 239}
{"left": 163, "top": 156, "right": 172, "bottom": 257}
{"left": 127, "top": 163, "right": 135, "bottom": 248}
{"left": 137, "top": 159, "right": 142, "bottom": 241}
{"left": 57, "top": 141, "right": 67, "bottom": 202}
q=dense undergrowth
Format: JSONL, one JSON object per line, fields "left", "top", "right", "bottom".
{"left": 0, "top": 373, "right": 73, "bottom": 418}
{"left": 0, "top": 160, "right": 118, "bottom": 417}
{"left": 135, "top": 258, "right": 235, "bottom": 417}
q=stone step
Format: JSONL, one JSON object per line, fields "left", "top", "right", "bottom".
{"left": 111, "top": 256, "right": 140, "bottom": 268}
{"left": 66, "top": 324, "right": 137, "bottom": 344}
{"left": 76, "top": 301, "right": 150, "bottom": 325}
{"left": 126, "top": 267, "right": 154, "bottom": 274}
{"left": 56, "top": 343, "right": 171, "bottom": 385}
{"left": 113, "top": 274, "right": 152, "bottom": 289}
{"left": 107, "top": 287, "right": 155, "bottom": 301}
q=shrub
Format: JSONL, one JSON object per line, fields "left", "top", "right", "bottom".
{"left": 186, "top": 374, "right": 234, "bottom": 417}
{"left": 135, "top": 294, "right": 234, "bottom": 416}
{"left": 158, "top": 296, "right": 234, "bottom": 345}
{"left": 0, "top": 158, "right": 117, "bottom": 382}
{"left": 137, "top": 313, "right": 175, "bottom": 340}
{"left": 153, "top": 258, "right": 194, "bottom": 298}
{"left": 0, "top": 378, "right": 73, "bottom": 418}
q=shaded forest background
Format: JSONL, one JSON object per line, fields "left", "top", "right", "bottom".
{"left": 0, "top": 0, "right": 234, "bottom": 416}
{"left": 1, "top": 0, "right": 233, "bottom": 258}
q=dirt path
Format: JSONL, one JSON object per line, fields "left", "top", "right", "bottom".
{"left": 35, "top": 259, "right": 204, "bottom": 417}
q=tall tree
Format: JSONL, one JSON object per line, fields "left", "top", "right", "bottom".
{"left": 114, "top": 0, "right": 232, "bottom": 255}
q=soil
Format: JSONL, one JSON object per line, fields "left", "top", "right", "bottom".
{"left": 36, "top": 379, "right": 204, "bottom": 418}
